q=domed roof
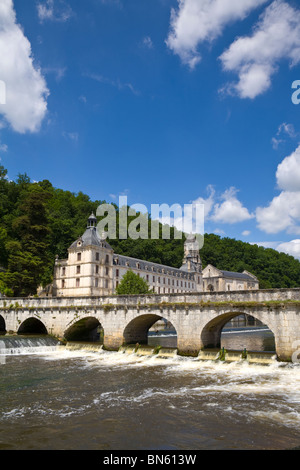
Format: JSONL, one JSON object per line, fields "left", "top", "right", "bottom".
{"left": 69, "top": 214, "right": 113, "bottom": 250}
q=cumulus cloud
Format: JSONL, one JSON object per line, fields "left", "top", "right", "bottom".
{"left": 0, "top": 0, "right": 49, "bottom": 133}
{"left": 256, "top": 145, "right": 300, "bottom": 234}
{"left": 210, "top": 187, "right": 254, "bottom": 224}
{"left": 276, "top": 145, "right": 300, "bottom": 192}
{"left": 256, "top": 191, "right": 300, "bottom": 234}
{"left": 276, "top": 239, "right": 300, "bottom": 259}
{"left": 220, "top": 0, "right": 300, "bottom": 99}
{"left": 166, "top": 0, "right": 268, "bottom": 69}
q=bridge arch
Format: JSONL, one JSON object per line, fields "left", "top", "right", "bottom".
{"left": 64, "top": 316, "right": 104, "bottom": 342}
{"left": 200, "top": 311, "right": 276, "bottom": 351}
{"left": 123, "top": 313, "right": 177, "bottom": 346}
{"left": 18, "top": 317, "right": 48, "bottom": 335}
{"left": 0, "top": 315, "right": 6, "bottom": 335}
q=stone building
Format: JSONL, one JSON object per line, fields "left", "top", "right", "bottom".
{"left": 202, "top": 264, "right": 259, "bottom": 292}
{"left": 52, "top": 214, "right": 203, "bottom": 297}
{"left": 51, "top": 213, "right": 259, "bottom": 297}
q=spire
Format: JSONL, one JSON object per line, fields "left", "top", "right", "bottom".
{"left": 87, "top": 212, "right": 97, "bottom": 228}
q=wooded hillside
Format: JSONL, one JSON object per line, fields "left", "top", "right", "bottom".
{"left": 0, "top": 165, "right": 299, "bottom": 296}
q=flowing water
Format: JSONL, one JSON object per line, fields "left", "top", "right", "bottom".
{"left": 0, "top": 331, "right": 300, "bottom": 451}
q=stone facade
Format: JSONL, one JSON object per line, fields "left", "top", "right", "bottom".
{"left": 52, "top": 213, "right": 258, "bottom": 297}
{"left": 202, "top": 264, "right": 259, "bottom": 292}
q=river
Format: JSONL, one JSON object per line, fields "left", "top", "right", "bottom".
{"left": 0, "top": 329, "right": 300, "bottom": 451}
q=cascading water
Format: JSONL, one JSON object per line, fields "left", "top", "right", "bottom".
{"left": 0, "top": 336, "right": 60, "bottom": 355}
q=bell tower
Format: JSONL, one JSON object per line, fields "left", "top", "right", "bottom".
{"left": 182, "top": 234, "right": 202, "bottom": 273}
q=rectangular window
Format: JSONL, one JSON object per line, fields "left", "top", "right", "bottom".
{"left": 77, "top": 253, "right": 81, "bottom": 261}
{"left": 105, "top": 255, "right": 109, "bottom": 264}
{"left": 76, "top": 278, "right": 80, "bottom": 288}
{"left": 116, "top": 269, "right": 119, "bottom": 277}
{"left": 62, "top": 280, "right": 65, "bottom": 289}
{"left": 105, "top": 267, "right": 109, "bottom": 275}
{"left": 153, "top": 276, "right": 155, "bottom": 283}
{"left": 96, "top": 252, "right": 100, "bottom": 261}
{"left": 95, "top": 279, "right": 98, "bottom": 288}
{"left": 76, "top": 266, "right": 81, "bottom": 274}
{"left": 62, "top": 267, "right": 66, "bottom": 276}
{"left": 96, "top": 265, "right": 99, "bottom": 274}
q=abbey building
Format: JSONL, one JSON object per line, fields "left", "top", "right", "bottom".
{"left": 51, "top": 213, "right": 259, "bottom": 297}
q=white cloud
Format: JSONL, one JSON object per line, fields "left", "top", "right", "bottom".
{"left": 192, "top": 184, "right": 215, "bottom": 218}
{"left": 220, "top": 0, "right": 300, "bottom": 99}
{"left": 214, "top": 228, "right": 225, "bottom": 235}
{"left": 276, "top": 144, "right": 300, "bottom": 192}
{"left": 166, "top": 0, "right": 268, "bottom": 69}
{"left": 253, "top": 239, "right": 300, "bottom": 260}
{"left": 0, "top": 0, "right": 49, "bottom": 133}
{"left": 256, "top": 145, "right": 300, "bottom": 234}
{"left": 210, "top": 187, "right": 254, "bottom": 224}
{"left": 256, "top": 190, "right": 300, "bottom": 234}
{"left": 276, "top": 239, "right": 300, "bottom": 259}
{"left": 242, "top": 230, "right": 251, "bottom": 236}
{"left": 37, "top": 0, "right": 73, "bottom": 23}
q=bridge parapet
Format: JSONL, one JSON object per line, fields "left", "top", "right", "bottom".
{"left": 0, "top": 288, "right": 300, "bottom": 309}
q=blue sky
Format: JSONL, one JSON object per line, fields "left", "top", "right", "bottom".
{"left": 1, "top": 0, "right": 300, "bottom": 258}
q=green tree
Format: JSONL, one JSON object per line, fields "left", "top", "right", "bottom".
{"left": 3, "top": 186, "right": 52, "bottom": 296}
{"left": 115, "top": 270, "right": 152, "bottom": 295}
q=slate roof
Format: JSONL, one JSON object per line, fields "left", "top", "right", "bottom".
{"left": 113, "top": 254, "right": 193, "bottom": 279}
{"left": 219, "top": 270, "right": 257, "bottom": 281}
{"left": 69, "top": 227, "right": 113, "bottom": 250}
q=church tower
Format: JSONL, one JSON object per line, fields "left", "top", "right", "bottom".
{"left": 180, "top": 234, "right": 203, "bottom": 291}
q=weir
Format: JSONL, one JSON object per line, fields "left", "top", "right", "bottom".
{"left": 0, "top": 336, "right": 278, "bottom": 364}
{"left": 0, "top": 336, "right": 60, "bottom": 355}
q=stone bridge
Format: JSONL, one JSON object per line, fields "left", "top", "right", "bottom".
{"left": 1, "top": 288, "right": 300, "bottom": 361}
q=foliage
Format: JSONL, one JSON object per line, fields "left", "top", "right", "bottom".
{"left": 0, "top": 164, "right": 300, "bottom": 296}
{"left": 115, "top": 270, "right": 152, "bottom": 295}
